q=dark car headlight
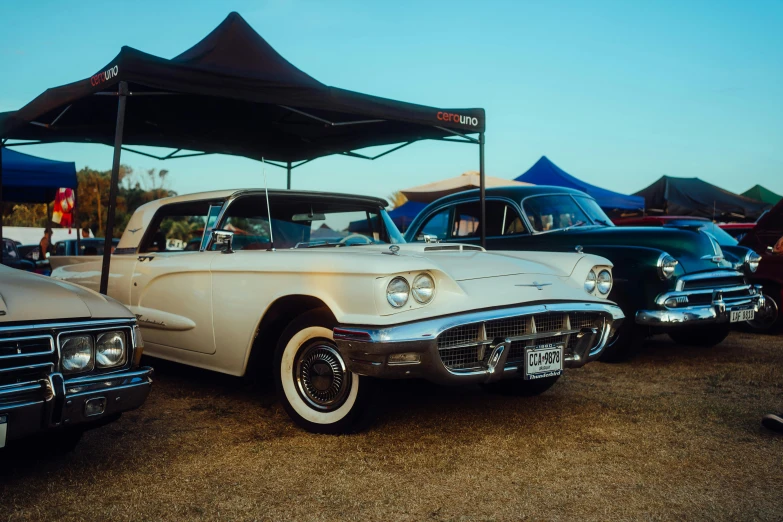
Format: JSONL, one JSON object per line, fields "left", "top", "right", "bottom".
{"left": 745, "top": 251, "right": 762, "bottom": 273}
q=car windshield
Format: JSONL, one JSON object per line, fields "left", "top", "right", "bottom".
{"left": 218, "top": 196, "right": 405, "bottom": 250}
{"left": 522, "top": 194, "right": 610, "bottom": 233}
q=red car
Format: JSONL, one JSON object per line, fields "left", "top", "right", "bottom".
{"left": 720, "top": 222, "right": 756, "bottom": 241}
{"left": 739, "top": 202, "right": 782, "bottom": 333}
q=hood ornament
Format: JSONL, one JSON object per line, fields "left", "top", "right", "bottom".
{"left": 383, "top": 245, "right": 401, "bottom": 256}
{"left": 575, "top": 245, "right": 584, "bottom": 253}
{"left": 516, "top": 281, "right": 552, "bottom": 291}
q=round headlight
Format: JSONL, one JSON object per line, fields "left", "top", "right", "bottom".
{"left": 386, "top": 277, "right": 410, "bottom": 308}
{"left": 584, "top": 271, "right": 596, "bottom": 293}
{"left": 657, "top": 253, "right": 678, "bottom": 280}
{"left": 597, "top": 269, "right": 612, "bottom": 295}
{"left": 96, "top": 331, "right": 127, "bottom": 368}
{"left": 745, "top": 251, "right": 761, "bottom": 273}
{"left": 412, "top": 273, "right": 436, "bottom": 304}
{"left": 61, "top": 335, "right": 94, "bottom": 374}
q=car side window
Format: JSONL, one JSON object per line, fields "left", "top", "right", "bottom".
{"left": 140, "top": 201, "right": 214, "bottom": 253}
{"left": 416, "top": 208, "right": 452, "bottom": 241}
{"left": 451, "top": 201, "right": 527, "bottom": 238}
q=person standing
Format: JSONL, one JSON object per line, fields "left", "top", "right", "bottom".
{"left": 39, "top": 228, "right": 54, "bottom": 259}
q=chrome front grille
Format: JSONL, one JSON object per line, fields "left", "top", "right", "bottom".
{"left": 0, "top": 334, "right": 56, "bottom": 406}
{"left": 436, "top": 312, "right": 605, "bottom": 371}
{"left": 679, "top": 274, "right": 745, "bottom": 291}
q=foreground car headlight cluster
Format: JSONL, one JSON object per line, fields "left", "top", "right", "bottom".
{"left": 386, "top": 273, "right": 436, "bottom": 308}
{"left": 657, "top": 253, "right": 679, "bottom": 280}
{"left": 584, "top": 267, "right": 613, "bottom": 296}
{"left": 744, "top": 251, "right": 762, "bottom": 273}
{"left": 60, "top": 330, "right": 127, "bottom": 374}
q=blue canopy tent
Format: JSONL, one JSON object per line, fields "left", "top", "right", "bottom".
{"left": 388, "top": 201, "right": 426, "bottom": 232}
{"left": 0, "top": 147, "right": 78, "bottom": 246}
{"left": 515, "top": 156, "right": 644, "bottom": 212}
{"left": 1, "top": 147, "right": 76, "bottom": 203}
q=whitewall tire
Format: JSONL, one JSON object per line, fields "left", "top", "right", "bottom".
{"left": 274, "top": 310, "right": 375, "bottom": 433}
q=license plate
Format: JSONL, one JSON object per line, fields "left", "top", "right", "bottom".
{"left": 730, "top": 308, "right": 755, "bottom": 323}
{"left": 524, "top": 343, "right": 564, "bottom": 380}
{"left": 0, "top": 415, "right": 7, "bottom": 449}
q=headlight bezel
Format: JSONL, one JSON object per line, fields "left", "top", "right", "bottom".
{"left": 584, "top": 270, "right": 597, "bottom": 293}
{"left": 657, "top": 252, "right": 679, "bottom": 280}
{"left": 386, "top": 276, "right": 411, "bottom": 308}
{"left": 411, "top": 273, "right": 436, "bottom": 304}
{"left": 95, "top": 330, "right": 128, "bottom": 369}
{"left": 596, "top": 269, "right": 612, "bottom": 295}
{"left": 744, "top": 251, "right": 762, "bottom": 273}
{"left": 60, "top": 334, "right": 95, "bottom": 375}
{"left": 58, "top": 325, "right": 134, "bottom": 375}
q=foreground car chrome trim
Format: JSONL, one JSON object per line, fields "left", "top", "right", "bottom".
{"left": 333, "top": 302, "right": 624, "bottom": 385}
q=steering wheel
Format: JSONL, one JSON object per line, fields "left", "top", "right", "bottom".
{"left": 338, "top": 233, "right": 373, "bottom": 245}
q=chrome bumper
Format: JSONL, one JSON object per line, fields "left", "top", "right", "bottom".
{"left": 636, "top": 284, "right": 765, "bottom": 327}
{"left": 334, "top": 302, "right": 624, "bottom": 386}
{"left": 0, "top": 367, "right": 153, "bottom": 444}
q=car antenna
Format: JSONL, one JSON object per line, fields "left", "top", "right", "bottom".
{"left": 262, "top": 157, "right": 276, "bottom": 251}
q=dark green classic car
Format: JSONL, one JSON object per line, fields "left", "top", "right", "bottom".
{"left": 404, "top": 186, "right": 765, "bottom": 360}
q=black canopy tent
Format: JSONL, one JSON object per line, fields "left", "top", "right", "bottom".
{"left": 0, "top": 12, "right": 486, "bottom": 294}
{"left": 635, "top": 176, "right": 770, "bottom": 221}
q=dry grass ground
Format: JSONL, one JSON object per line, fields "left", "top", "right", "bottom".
{"left": 2, "top": 331, "right": 782, "bottom": 521}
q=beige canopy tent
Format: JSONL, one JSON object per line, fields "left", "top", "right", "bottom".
{"left": 401, "top": 171, "right": 531, "bottom": 203}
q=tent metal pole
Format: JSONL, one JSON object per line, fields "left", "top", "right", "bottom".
{"left": 287, "top": 162, "right": 291, "bottom": 190}
{"left": 75, "top": 187, "right": 81, "bottom": 254}
{"left": 99, "top": 81, "right": 128, "bottom": 295}
{"left": 0, "top": 145, "right": 4, "bottom": 249}
{"left": 479, "top": 132, "right": 486, "bottom": 249}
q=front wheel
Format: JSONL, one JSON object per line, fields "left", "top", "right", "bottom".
{"left": 275, "top": 310, "right": 375, "bottom": 434}
{"left": 668, "top": 323, "right": 731, "bottom": 347}
{"left": 482, "top": 376, "right": 560, "bottom": 396}
{"left": 746, "top": 287, "right": 782, "bottom": 334}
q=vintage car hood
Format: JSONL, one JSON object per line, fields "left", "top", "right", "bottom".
{"left": 532, "top": 226, "right": 737, "bottom": 273}
{"left": 342, "top": 243, "right": 581, "bottom": 280}
{"left": 0, "top": 265, "right": 133, "bottom": 324}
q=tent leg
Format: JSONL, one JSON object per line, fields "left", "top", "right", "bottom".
{"left": 99, "top": 81, "right": 128, "bottom": 295}
{"left": 0, "top": 145, "right": 4, "bottom": 249}
{"left": 74, "top": 188, "right": 81, "bottom": 253}
{"left": 479, "top": 132, "right": 486, "bottom": 249}
{"left": 286, "top": 162, "right": 291, "bottom": 190}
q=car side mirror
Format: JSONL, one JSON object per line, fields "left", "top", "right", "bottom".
{"left": 416, "top": 233, "right": 439, "bottom": 243}
{"left": 212, "top": 229, "right": 235, "bottom": 254}
{"left": 767, "top": 246, "right": 774, "bottom": 254}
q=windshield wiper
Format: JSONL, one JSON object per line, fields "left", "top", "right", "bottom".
{"left": 561, "top": 220, "right": 586, "bottom": 231}
{"left": 593, "top": 219, "right": 611, "bottom": 226}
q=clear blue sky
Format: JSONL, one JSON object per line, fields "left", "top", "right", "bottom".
{"left": 1, "top": 0, "right": 781, "bottom": 201}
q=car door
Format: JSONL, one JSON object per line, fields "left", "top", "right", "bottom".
{"left": 411, "top": 198, "right": 532, "bottom": 250}
{"left": 128, "top": 201, "right": 223, "bottom": 355}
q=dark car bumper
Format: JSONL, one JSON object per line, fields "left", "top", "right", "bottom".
{"left": 636, "top": 281, "right": 765, "bottom": 327}
{"left": 0, "top": 367, "right": 153, "bottom": 446}
{"left": 334, "top": 302, "right": 624, "bottom": 386}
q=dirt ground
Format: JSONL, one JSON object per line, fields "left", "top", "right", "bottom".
{"left": 1, "top": 331, "right": 782, "bottom": 521}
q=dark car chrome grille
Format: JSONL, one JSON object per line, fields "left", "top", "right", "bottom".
{"left": 680, "top": 275, "right": 745, "bottom": 291}
{"left": 437, "top": 312, "right": 605, "bottom": 371}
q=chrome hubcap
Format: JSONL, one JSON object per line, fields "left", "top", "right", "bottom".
{"left": 295, "top": 342, "right": 351, "bottom": 411}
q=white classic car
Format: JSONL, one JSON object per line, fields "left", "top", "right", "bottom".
{"left": 0, "top": 264, "right": 152, "bottom": 452}
{"left": 52, "top": 189, "right": 624, "bottom": 433}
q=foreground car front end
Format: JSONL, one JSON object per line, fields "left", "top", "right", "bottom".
{"left": 0, "top": 266, "right": 152, "bottom": 449}
{"left": 1, "top": 319, "right": 152, "bottom": 448}
{"left": 335, "top": 302, "right": 623, "bottom": 384}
